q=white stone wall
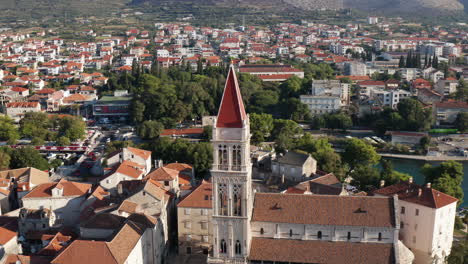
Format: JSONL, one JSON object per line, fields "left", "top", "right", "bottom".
{"left": 250, "top": 221, "right": 395, "bottom": 243}
{"left": 177, "top": 206, "right": 213, "bottom": 255}
{"left": 22, "top": 196, "right": 85, "bottom": 226}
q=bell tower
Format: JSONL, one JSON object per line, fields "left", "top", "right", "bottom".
{"left": 209, "top": 66, "right": 252, "bottom": 263}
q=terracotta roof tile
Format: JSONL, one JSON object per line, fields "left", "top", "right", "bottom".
{"left": 23, "top": 179, "right": 92, "bottom": 199}
{"left": 252, "top": 193, "right": 396, "bottom": 227}
{"left": 249, "top": 238, "right": 395, "bottom": 264}
{"left": 177, "top": 181, "right": 213, "bottom": 208}
{"left": 114, "top": 160, "right": 144, "bottom": 179}
{"left": 373, "top": 181, "right": 458, "bottom": 209}
{"left": 126, "top": 147, "right": 151, "bottom": 160}
{"left": 145, "top": 167, "right": 179, "bottom": 181}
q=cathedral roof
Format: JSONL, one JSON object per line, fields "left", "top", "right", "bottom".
{"left": 216, "top": 66, "right": 247, "bottom": 128}
{"left": 252, "top": 193, "right": 396, "bottom": 228}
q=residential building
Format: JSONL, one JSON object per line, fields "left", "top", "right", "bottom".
{"left": 21, "top": 179, "right": 93, "bottom": 227}
{"left": 18, "top": 208, "right": 56, "bottom": 236}
{"left": 100, "top": 160, "right": 145, "bottom": 195}
{"left": 271, "top": 151, "right": 317, "bottom": 182}
{"left": 5, "top": 102, "right": 41, "bottom": 122}
{"left": 434, "top": 78, "right": 458, "bottom": 97}
{"left": 300, "top": 95, "right": 343, "bottom": 114}
{"left": 51, "top": 214, "right": 164, "bottom": 264}
{"left": 0, "top": 167, "right": 49, "bottom": 214}
{"left": 371, "top": 89, "right": 411, "bottom": 109}
{"left": 433, "top": 101, "right": 468, "bottom": 125}
{"left": 0, "top": 216, "right": 18, "bottom": 262}
{"left": 107, "top": 147, "right": 152, "bottom": 174}
{"left": 344, "top": 61, "right": 367, "bottom": 76}
{"left": 239, "top": 64, "right": 304, "bottom": 79}
{"left": 177, "top": 181, "right": 213, "bottom": 255}
{"left": 374, "top": 179, "right": 458, "bottom": 264}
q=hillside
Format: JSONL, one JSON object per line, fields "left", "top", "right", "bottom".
{"left": 1, "top": 0, "right": 129, "bottom": 19}
{"left": 132, "top": 0, "right": 466, "bottom": 15}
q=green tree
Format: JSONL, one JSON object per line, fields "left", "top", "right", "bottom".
{"left": 187, "top": 142, "right": 213, "bottom": 177}
{"left": 105, "top": 140, "right": 134, "bottom": 155}
{"left": 422, "top": 161, "right": 464, "bottom": 204}
{"left": 56, "top": 136, "right": 71, "bottom": 146}
{"left": 19, "top": 112, "right": 50, "bottom": 139}
{"left": 0, "top": 116, "right": 20, "bottom": 144}
{"left": 351, "top": 166, "right": 381, "bottom": 191}
{"left": 250, "top": 113, "right": 274, "bottom": 145}
{"left": 325, "top": 113, "right": 353, "bottom": 131}
{"left": 202, "top": 126, "right": 213, "bottom": 141}
{"left": 454, "top": 112, "right": 468, "bottom": 132}
{"left": 343, "top": 138, "right": 380, "bottom": 175}
{"left": 419, "top": 136, "right": 431, "bottom": 151}
{"left": 398, "top": 55, "right": 405, "bottom": 68}
{"left": 296, "top": 134, "right": 345, "bottom": 179}
{"left": 397, "top": 98, "right": 432, "bottom": 131}
{"left": 31, "top": 137, "right": 45, "bottom": 146}
{"left": 0, "top": 151, "right": 10, "bottom": 170}
{"left": 10, "top": 147, "right": 49, "bottom": 170}
{"left": 271, "top": 119, "right": 302, "bottom": 153}
{"left": 380, "top": 159, "right": 410, "bottom": 186}
{"left": 138, "top": 120, "right": 164, "bottom": 140}
{"left": 131, "top": 100, "right": 146, "bottom": 124}
{"left": 58, "top": 116, "right": 86, "bottom": 141}
{"left": 446, "top": 236, "right": 467, "bottom": 264}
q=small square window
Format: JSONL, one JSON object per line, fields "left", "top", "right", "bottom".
{"left": 401, "top": 206, "right": 405, "bottom": 214}
{"left": 185, "top": 208, "right": 190, "bottom": 215}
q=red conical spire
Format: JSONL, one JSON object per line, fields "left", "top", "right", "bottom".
{"left": 216, "top": 65, "right": 247, "bottom": 128}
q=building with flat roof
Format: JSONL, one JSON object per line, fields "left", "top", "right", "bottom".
{"left": 92, "top": 91, "right": 132, "bottom": 122}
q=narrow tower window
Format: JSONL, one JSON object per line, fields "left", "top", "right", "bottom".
{"left": 317, "top": 231, "right": 322, "bottom": 240}
{"left": 220, "top": 239, "right": 227, "bottom": 253}
{"left": 218, "top": 145, "right": 228, "bottom": 170}
{"left": 233, "top": 184, "right": 242, "bottom": 216}
{"left": 218, "top": 184, "right": 228, "bottom": 216}
{"left": 235, "top": 240, "right": 242, "bottom": 255}
{"left": 232, "top": 145, "right": 242, "bottom": 171}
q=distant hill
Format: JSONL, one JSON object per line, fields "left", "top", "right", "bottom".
{"left": 132, "top": 0, "right": 466, "bottom": 15}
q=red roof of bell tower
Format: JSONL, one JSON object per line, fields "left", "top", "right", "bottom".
{"left": 216, "top": 66, "right": 247, "bottom": 128}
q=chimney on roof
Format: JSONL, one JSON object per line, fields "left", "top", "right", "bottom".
{"left": 426, "top": 182, "right": 431, "bottom": 189}
{"left": 304, "top": 184, "right": 312, "bottom": 195}
{"left": 418, "top": 188, "right": 422, "bottom": 197}
{"left": 408, "top": 177, "right": 413, "bottom": 183}
{"left": 380, "top": 180, "right": 385, "bottom": 188}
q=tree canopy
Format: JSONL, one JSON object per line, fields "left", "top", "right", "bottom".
{"left": 422, "top": 161, "right": 464, "bottom": 204}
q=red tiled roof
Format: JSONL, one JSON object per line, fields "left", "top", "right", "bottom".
{"left": 177, "top": 181, "right": 212, "bottom": 208}
{"left": 6, "top": 102, "right": 39, "bottom": 108}
{"left": 127, "top": 147, "right": 151, "bottom": 160}
{"left": 358, "top": 80, "right": 385, "bottom": 86}
{"left": 145, "top": 167, "right": 179, "bottom": 181}
{"left": 115, "top": 160, "right": 144, "bottom": 179}
{"left": 216, "top": 66, "right": 247, "bottom": 128}
{"left": 434, "top": 101, "right": 468, "bottom": 109}
{"left": 373, "top": 181, "right": 458, "bottom": 209}
{"left": 23, "top": 179, "right": 92, "bottom": 198}
{"left": 252, "top": 193, "right": 396, "bottom": 227}
{"left": 160, "top": 128, "right": 204, "bottom": 136}
{"left": 249, "top": 238, "right": 394, "bottom": 264}
{"left": 257, "top": 74, "right": 294, "bottom": 80}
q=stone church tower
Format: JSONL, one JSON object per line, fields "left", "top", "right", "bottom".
{"left": 209, "top": 66, "right": 252, "bottom": 263}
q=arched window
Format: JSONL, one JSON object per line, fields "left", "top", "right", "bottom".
{"left": 218, "top": 145, "right": 228, "bottom": 170}
{"left": 317, "top": 231, "right": 322, "bottom": 240}
{"left": 233, "top": 184, "right": 242, "bottom": 216}
{"left": 378, "top": 233, "right": 382, "bottom": 241}
{"left": 260, "top": 228, "right": 264, "bottom": 235}
{"left": 347, "top": 232, "right": 351, "bottom": 240}
{"left": 235, "top": 240, "right": 242, "bottom": 255}
{"left": 289, "top": 229, "right": 293, "bottom": 237}
{"left": 218, "top": 184, "right": 228, "bottom": 216}
{"left": 220, "top": 239, "right": 227, "bottom": 254}
{"left": 232, "top": 145, "right": 242, "bottom": 171}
